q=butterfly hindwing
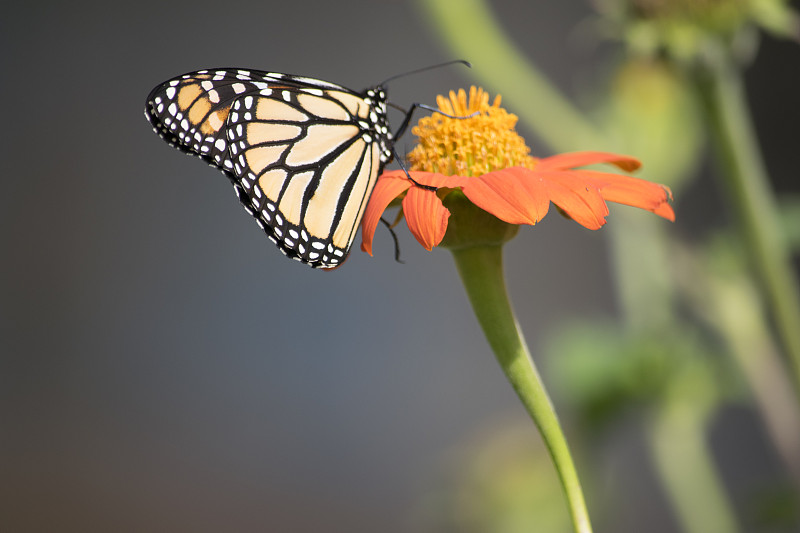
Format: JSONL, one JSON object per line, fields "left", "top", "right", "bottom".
{"left": 145, "top": 68, "right": 393, "bottom": 268}
{"left": 226, "top": 85, "right": 386, "bottom": 266}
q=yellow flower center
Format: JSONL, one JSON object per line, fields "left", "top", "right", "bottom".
{"left": 407, "top": 87, "right": 536, "bottom": 177}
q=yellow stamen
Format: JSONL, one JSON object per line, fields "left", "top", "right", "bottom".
{"left": 407, "top": 86, "right": 536, "bottom": 177}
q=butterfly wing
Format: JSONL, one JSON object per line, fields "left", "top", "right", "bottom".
{"left": 145, "top": 68, "right": 392, "bottom": 269}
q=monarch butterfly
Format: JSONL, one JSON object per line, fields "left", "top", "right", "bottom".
{"left": 145, "top": 64, "right": 469, "bottom": 270}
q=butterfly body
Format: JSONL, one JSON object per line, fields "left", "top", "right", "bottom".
{"left": 145, "top": 68, "right": 394, "bottom": 269}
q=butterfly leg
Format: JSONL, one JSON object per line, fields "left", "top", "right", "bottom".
{"left": 392, "top": 103, "right": 478, "bottom": 141}
{"left": 379, "top": 217, "right": 404, "bottom": 263}
{"left": 391, "top": 104, "right": 477, "bottom": 191}
{"left": 391, "top": 146, "right": 438, "bottom": 192}
{"left": 392, "top": 102, "right": 426, "bottom": 142}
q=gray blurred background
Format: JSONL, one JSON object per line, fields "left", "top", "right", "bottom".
{"left": 2, "top": 1, "right": 798, "bottom": 532}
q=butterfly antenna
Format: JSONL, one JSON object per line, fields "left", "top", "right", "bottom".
{"left": 380, "top": 59, "right": 471, "bottom": 86}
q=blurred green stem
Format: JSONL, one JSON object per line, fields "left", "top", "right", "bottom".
{"left": 649, "top": 404, "right": 742, "bottom": 533}
{"left": 710, "top": 266, "right": 800, "bottom": 485}
{"left": 674, "top": 240, "right": 800, "bottom": 487}
{"left": 451, "top": 245, "right": 592, "bottom": 533}
{"left": 695, "top": 49, "right": 800, "bottom": 394}
{"left": 608, "top": 214, "right": 675, "bottom": 331}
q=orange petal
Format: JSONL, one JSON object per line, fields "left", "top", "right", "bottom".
{"left": 653, "top": 202, "right": 676, "bottom": 222}
{"left": 537, "top": 171, "right": 609, "bottom": 230}
{"left": 535, "top": 151, "right": 642, "bottom": 173}
{"left": 573, "top": 170, "right": 675, "bottom": 221}
{"left": 461, "top": 168, "right": 550, "bottom": 225}
{"left": 402, "top": 186, "right": 450, "bottom": 250}
{"left": 360, "top": 172, "right": 412, "bottom": 256}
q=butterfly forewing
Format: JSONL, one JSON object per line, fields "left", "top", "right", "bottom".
{"left": 145, "top": 68, "right": 392, "bottom": 268}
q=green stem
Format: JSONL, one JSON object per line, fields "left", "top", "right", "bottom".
{"left": 649, "top": 404, "right": 742, "bottom": 533}
{"left": 696, "top": 50, "right": 800, "bottom": 394}
{"left": 451, "top": 244, "right": 592, "bottom": 533}
{"left": 674, "top": 240, "right": 800, "bottom": 487}
{"left": 710, "top": 270, "right": 800, "bottom": 486}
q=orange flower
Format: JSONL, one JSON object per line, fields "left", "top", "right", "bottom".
{"left": 361, "top": 87, "right": 674, "bottom": 255}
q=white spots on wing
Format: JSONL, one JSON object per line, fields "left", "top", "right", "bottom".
{"left": 293, "top": 76, "right": 340, "bottom": 89}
